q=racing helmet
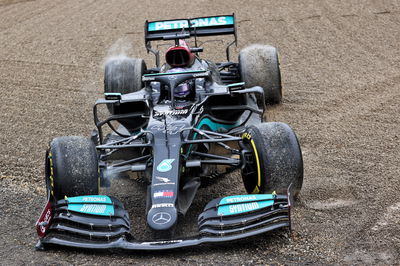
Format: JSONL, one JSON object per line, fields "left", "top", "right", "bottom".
{"left": 166, "top": 67, "right": 193, "bottom": 99}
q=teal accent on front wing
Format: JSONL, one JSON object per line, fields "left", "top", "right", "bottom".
{"left": 67, "top": 195, "right": 114, "bottom": 216}
{"left": 219, "top": 194, "right": 276, "bottom": 205}
{"left": 67, "top": 195, "right": 112, "bottom": 204}
{"left": 68, "top": 204, "right": 115, "bottom": 216}
{"left": 217, "top": 200, "right": 274, "bottom": 216}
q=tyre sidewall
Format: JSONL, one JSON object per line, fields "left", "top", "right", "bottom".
{"left": 258, "top": 122, "right": 303, "bottom": 196}
{"left": 242, "top": 122, "right": 303, "bottom": 196}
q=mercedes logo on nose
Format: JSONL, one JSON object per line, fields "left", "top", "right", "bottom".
{"left": 152, "top": 212, "right": 172, "bottom": 225}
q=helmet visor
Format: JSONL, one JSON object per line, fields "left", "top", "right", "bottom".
{"left": 174, "top": 82, "right": 190, "bottom": 98}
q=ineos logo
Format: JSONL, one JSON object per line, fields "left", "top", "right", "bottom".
{"left": 152, "top": 212, "right": 172, "bottom": 225}
{"left": 156, "top": 176, "right": 171, "bottom": 183}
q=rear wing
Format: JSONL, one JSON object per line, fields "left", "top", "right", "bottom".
{"left": 144, "top": 14, "right": 237, "bottom": 65}
{"left": 145, "top": 14, "right": 236, "bottom": 41}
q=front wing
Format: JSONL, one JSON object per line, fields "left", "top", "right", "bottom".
{"left": 36, "top": 193, "right": 292, "bottom": 251}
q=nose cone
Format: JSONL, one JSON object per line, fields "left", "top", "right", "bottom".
{"left": 147, "top": 206, "right": 178, "bottom": 231}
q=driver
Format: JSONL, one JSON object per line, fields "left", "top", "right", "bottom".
{"left": 156, "top": 39, "right": 210, "bottom": 105}
{"left": 166, "top": 67, "right": 195, "bottom": 102}
{"left": 161, "top": 40, "right": 200, "bottom": 104}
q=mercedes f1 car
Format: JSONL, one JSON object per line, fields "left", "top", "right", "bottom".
{"left": 36, "top": 14, "right": 303, "bottom": 251}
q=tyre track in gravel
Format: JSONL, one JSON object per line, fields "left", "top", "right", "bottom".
{"left": 1, "top": 0, "right": 399, "bottom": 264}
{"left": 264, "top": 2, "right": 370, "bottom": 260}
{"left": 318, "top": 0, "right": 400, "bottom": 63}
{"left": 266, "top": 1, "right": 400, "bottom": 263}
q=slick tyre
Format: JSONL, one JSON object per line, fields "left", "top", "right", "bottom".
{"left": 241, "top": 122, "right": 303, "bottom": 197}
{"left": 239, "top": 44, "right": 282, "bottom": 104}
{"left": 104, "top": 57, "right": 146, "bottom": 113}
{"left": 45, "top": 136, "right": 99, "bottom": 200}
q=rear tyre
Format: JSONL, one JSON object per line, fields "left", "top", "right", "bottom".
{"left": 241, "top": 122, "right": 303, "bottom": 197}
{"left": 45, "top": 136, "right": 99, "bottom": 200}
{"left": 239, "top": 44, "right": 282, "bottom": 104}
{"left": 104, "top": 57, "right": 146, "bottom": 113}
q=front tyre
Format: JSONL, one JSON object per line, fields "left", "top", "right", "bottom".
{"left": 45, "top": 136, "right": 99, "bottom": 200}
{"left": 241, "top": 122, "right": 303, "bottom": 197}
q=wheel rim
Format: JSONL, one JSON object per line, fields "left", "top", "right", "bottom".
{"left": 241, "top": 139, "right": 261, "bottom": 194}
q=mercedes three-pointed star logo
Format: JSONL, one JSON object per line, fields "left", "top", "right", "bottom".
{"left": 152, "top": 212, "right": 172, "bottom": 225}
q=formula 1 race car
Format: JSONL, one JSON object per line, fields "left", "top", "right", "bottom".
{"left": 36, "top": 14, "right": 303, "bottom": 251}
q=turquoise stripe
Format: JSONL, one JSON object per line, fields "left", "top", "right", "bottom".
{"left": 67, "top": 195, "right": 112, "bottom": 204}
{"left": 68, "top": 203, "right": 115, "bottom": 216}
{"left": 185, "top": 118, "right": 237, "bottom": 157}
{"left": 143, "top": 70, "right": 206, "bottom": 77}
{"left": 219, "top": 194, "right": 275, "bottom": 205}
{"left": 196, "top": 117, "right": 236, "bottom": 132}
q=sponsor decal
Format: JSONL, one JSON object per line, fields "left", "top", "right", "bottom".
{"left": 167, "top": 124, "right": 186, "bottom": 134}
{"left": 81, "top": 196, "right": 107, "bottom": 202}
{"left": 152, "top": 212, "right": 172, "bottom": 225}
{"left": 217, "top": 200, "right": 274, "bottom": 216}
{"left": 229, "top": 202, "right": 259, "bottom": 213}
{"left": 68, "top": 203, "right": 115, "bottom": 216}
{"left": 149, "top": 124, "right": 164, "bottom": 131}
{"left": 242, "top": 132, "right": 252, "bottom": 140}
{"left": 156, "top": 176, "right": 171, "bottom": 183}
{"left": 142, "top": 76, "right": 155, "bottom": 82}
{"left": 148, "top": 16, "right": 234, "bottom": 31}
{"left": 220, "top": 194, "right": 275, "bottom": 205}
{"left": 142, "top": 239, "right": 183, "bottom": 245}
{"left": 151, "top": 203, "right": 174, "bottom": 209}
{"left": 198, "top": 105, "right": 204, "bottom": 114}
{"left": 225, "top": 195, "right": 257, "bottom": 203}
{"left": 67, "top": 195, "right": 112, "bottom": 204}
{"left": 154, "top": 191, "right": 174, "bottom": 198}
{"left": 153, "top": 109, "right": 188, "bottom": 117}
{"left": 79, "top": 204, "right": 106, "bottom": 214}
{"left": 157, "top": 159, "right": 175, "bottom": 172}
{"left": 149, "top": 124, "right": 186, "bottom": 134}
{"left": 152, "top": 182, "right": 175, "bottom": 186}
{"left": 104, "top": 92, "right": 121, "bottom": 100}
{"left": 36, "top": 201, "right": 52, "bottom": 238}
{"left": 41, "top": 209, "right": 52, "bottom": 233}
{"left": 192, "top": 72, "right": 209, "bottom": 78}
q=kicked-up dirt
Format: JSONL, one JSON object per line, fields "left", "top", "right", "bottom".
{"left": 0, "top": 0, "right": 399, "bottom": 264}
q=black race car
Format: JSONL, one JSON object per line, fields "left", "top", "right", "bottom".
{"left": 36, "top": 14, "right": 303, "bottom": 251}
